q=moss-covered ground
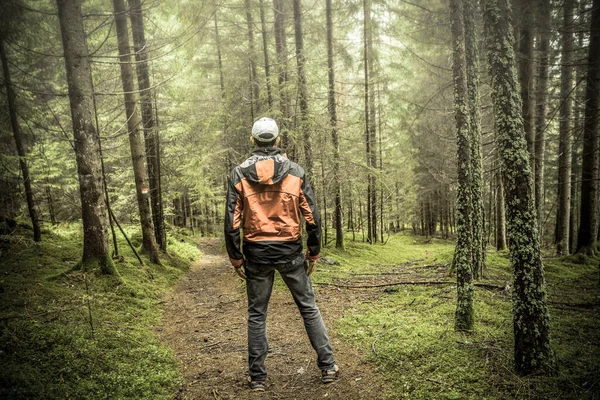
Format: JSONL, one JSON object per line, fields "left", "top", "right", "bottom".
{"left": 319, "top": 233, "right": 599, "bottom": 400}
{"left": 0, "top": 224, "right": 200, "bottom": 399}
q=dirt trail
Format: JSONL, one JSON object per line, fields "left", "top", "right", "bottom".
{"left": 160, "top": 238, "right": 389, "bottom": 399}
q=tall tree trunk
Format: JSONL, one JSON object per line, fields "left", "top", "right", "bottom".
{"left": 516, "top": 0, "right": 535, "bottom": 172}
{"left": 128, "top": 0, "right": 166, "bottom": 252}
{"left": 464, "top": 0, "right": 485, "bottom": 278}
{"left": 577, "top": 0, "right": 600, "bottom": 253}
{"left": 0, "top": 37, "right": 41, "bottom": 242}
{"left": 113, "top": 0, "right": 159, "bottom": 263}
{"left": 482, "top": 0, "right": 554, "bottom": 375}
{"left": 245, "top": 0, "right": 261, "bottom": 115}
{"left": 326, "top": 0, "right": 343, "bottom": 249}
{"left": 56, "top": 0, "right": 115, "bottom": 274}
{"left": 450, "top": 0, "right": 474, "bottom": 332}
{"left": 273, "top": 0, "right": 291, "bottom": 154}
{"left": 293, "top": 0, "right": 311, "bottom": 175}
{"left": 259, "top": 0, "right": 273, "bottom": 110}
{"left": 495, "top": 167, "right": 507, "bottom": 250}
{"left": 534, "top": 0, "right": 550, "bottom": 239}
{"left": 556, "top": 0, "right": 575, "bottom": 256}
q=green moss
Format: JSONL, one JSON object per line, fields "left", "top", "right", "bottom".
{"left": 0, "top": 224, "right": 198, "bottom": 399}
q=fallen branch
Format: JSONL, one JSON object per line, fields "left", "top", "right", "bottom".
{"left": 313, "top": 280, "right": 506, "bottom": 291}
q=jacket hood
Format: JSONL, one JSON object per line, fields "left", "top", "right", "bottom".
{"left": 240, "top": 147, "right": 291, "bottom": 185}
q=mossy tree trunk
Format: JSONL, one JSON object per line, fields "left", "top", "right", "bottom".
{"left": 128, "top": 0, "right": 166, "bottom": 252}
{"left": 56, "top": 0, "right": 115, "bottom": 274}
{"left": 450, "top": 0, "right": 474, "bottom": 332}
{"left": 326, "top": 0, "right": 343, "bottom": 249}
{"left": 482, "top": 0, "right": 555, "bottom": 375}
{"left": 577, "top": 0, "right": 600, "bottom": 253}
{"left": 245, "top": 0, "right": 261, "bottom": 115}
{"left": 556, "top": 0, "right": 575, "bottom": 256}
{"left": 0, "top": 37, "right": 41, "bottom": 242}
{"left": 464, "top": 0, "right": 485, "bottom": 279}
{"left": 113, "top": 0, "right": 159, "bottom": 263}
{"left": 273, "top": 0, "right": 291, "bottom": 154}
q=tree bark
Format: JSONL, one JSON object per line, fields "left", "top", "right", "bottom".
{"left": 128, "top": 0, "right": 166, "bottom": 252}
{"left": 245, "top": 0, "right": 261, "bottom": 115}
{"left": 556, "top": 0, "right": 575, "bottom": 256}
{"left": 0, "top": 37, "right": 41, "bottom": 242}
{"left": 464, "top": 0, "right": 485, "bottom": 278}
{"left": 259, "top": 0, "right": 273, "bottom": 110}
{"left": 326, "top": 0, "right": 343, "bottom": 249}
{"left": 534, "top": 0, "right": 550, "bottom": 240}
{"left": 113, "top": 0, "right": 159, "bottom": 263}
{"left": 293, "top": 0, "right": 311, "bottom": 175}
{"left": 577, "top": 0, "right": 600, "bottom": 253}
{"left": 483, "top": 0, "right": 554, "bottom": 375}
{"left": 273, "top": 0, "right": 291, "bottom": 153}
{"left": 495, "top": 166, "right": 507, "bottom": 250}
{"left": 56, "top": 0, "right": 114, "bottom": 273}
{"left": 450, "top": 0, "right": 474, "bottom": 332}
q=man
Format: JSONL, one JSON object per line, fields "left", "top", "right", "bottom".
{"left": 224, "top": 117, "right": 339, "bottom": 392}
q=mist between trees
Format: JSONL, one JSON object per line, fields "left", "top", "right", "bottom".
{"left": 0, "top": 0, "right": 599, "bottom": 383}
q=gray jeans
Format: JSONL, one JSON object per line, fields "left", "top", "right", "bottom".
{"left": 245, "top": 254, "right": 335, "bottom": 381}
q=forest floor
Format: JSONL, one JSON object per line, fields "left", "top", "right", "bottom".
{"left": 161, "top": 234, "right": 600, "bottom": 400}
{"left": 160, "top": 237, "right": 389, "bottom": 399}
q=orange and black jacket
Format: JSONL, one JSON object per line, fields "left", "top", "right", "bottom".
{"left": 224, "top": 147, "right": 321, "bottom": 266}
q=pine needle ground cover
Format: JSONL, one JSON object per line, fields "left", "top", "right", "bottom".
{"left": 322, "top": 233, "right": 599, "bottom": 399}
{"left": 0, "top": 224, "right": 200, "bottom": 399}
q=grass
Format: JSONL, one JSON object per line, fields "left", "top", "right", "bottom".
{"left": 321, "top": 232, "right": 600, "bottom": 400}
{"left": 0, "top": 224, "right": 200, "bottom": 399}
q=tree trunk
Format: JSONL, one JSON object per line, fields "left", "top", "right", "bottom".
{"left": 450, "top": 0, "right": 474, "bottom": 332}
{"left": 515, "top": 0, "right": 535, "bottom": 172}
{"left": 293, "top": 0, "right": 311, "bottom": 175}
{"left": 0, "top": 37, "right": 41, "bottom": 242}
{"left": 128, "top": 0, "right": 166, "bottom": 252}
{"left": 495, "top": 167, "right": 507, "bottom": 250}
{"left": 482, "top": 0, "right": 555, "bottom": 375}
{"left": 273, "top": 0, "right": 291, "bottom": 154}
{"left": 259, "top": 0, "right": 273, "bottom": 110}
{"left": 464, "top": 0, "right": 485, "bottom": 278}
{"left": 577, "top": 0, "right": 600, "bottom": 253}
{"left": 325, "top": 0, "right": 343, "bottom": 249}
{"left": 534, "top": 0, "right": 550, "bottom": 237}
{"left": 245, "top": 0, "right": 261, "bottom": 115}
{"left": 56, "top": 0, "right": 114, "bottom": 273}
{"left": 556, "top": 0, "right": 575, "bottom": 256}
{"left": 113, "top": 0, "right": 159, "bottom": 263}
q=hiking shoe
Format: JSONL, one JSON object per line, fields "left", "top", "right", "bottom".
{"left": 321, "top": 364, "right": 339, "bottom": 384}
{"left": 247, "top": 376, "right": 265, "bottom": 392}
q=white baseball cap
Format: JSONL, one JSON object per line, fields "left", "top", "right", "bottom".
{"left": 252, "top": 117, "right": 279, "bottom": 143}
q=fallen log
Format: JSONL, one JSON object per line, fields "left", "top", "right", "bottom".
{"left": 313, "top": 280, "right": 506, "bottom": 291}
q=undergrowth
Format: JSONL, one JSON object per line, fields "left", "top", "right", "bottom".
{"left": 319, "top": 232, "right": 600, "bottom": 399}
{"left": 0, "top": 224, "right": 200, "bottom": 399}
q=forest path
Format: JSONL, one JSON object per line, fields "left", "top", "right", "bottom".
{"left": 159, "top": 238, "right": 390, "bottom": 399}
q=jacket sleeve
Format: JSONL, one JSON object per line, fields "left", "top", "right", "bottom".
{"left": 298, "top": 173, "right": 321, "bottom": 261}
{"left": 224, "top": 172, "right": 244, "bottom": 266}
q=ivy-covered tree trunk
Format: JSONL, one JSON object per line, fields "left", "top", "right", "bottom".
{"left": 0, "top": 37, "right": 41, "bottom": 242}
{"left": 293, "top": 0, "right": 311, "bottom": 176}
{"left": 482, "top": 0, "right": 554, "bottom": 375}
{"left": 450, "top": 0, "right": 474, "bottom": 332}
{"left": 258, "top": 0, "right": 273, "bottom": 110}
{"left": 56, "top": 0, "right": 115, "bottom": 274}
{"left": 556, "top": 0, "right": 574, "bottom": 256}
{"left": 326, "top": 0, "right": 343, "bottom": 249}
{"left": 577, "top": 0, "right": 600, "bottom": 254}
{"left": 113, "top": 0, "right": 159, "bottom": 263}
{"left": 534, "top": 0, "right": 550, "bottom": 239}
{"left": 464, "top": 0, "right": 485, "bottom": 278}
{"left": 128, "top": 0, "right": 166, "bottom": 252}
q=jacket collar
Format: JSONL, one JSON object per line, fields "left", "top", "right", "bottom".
{"left": 251, "top": 147, "right": 282, "bottom": 157}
